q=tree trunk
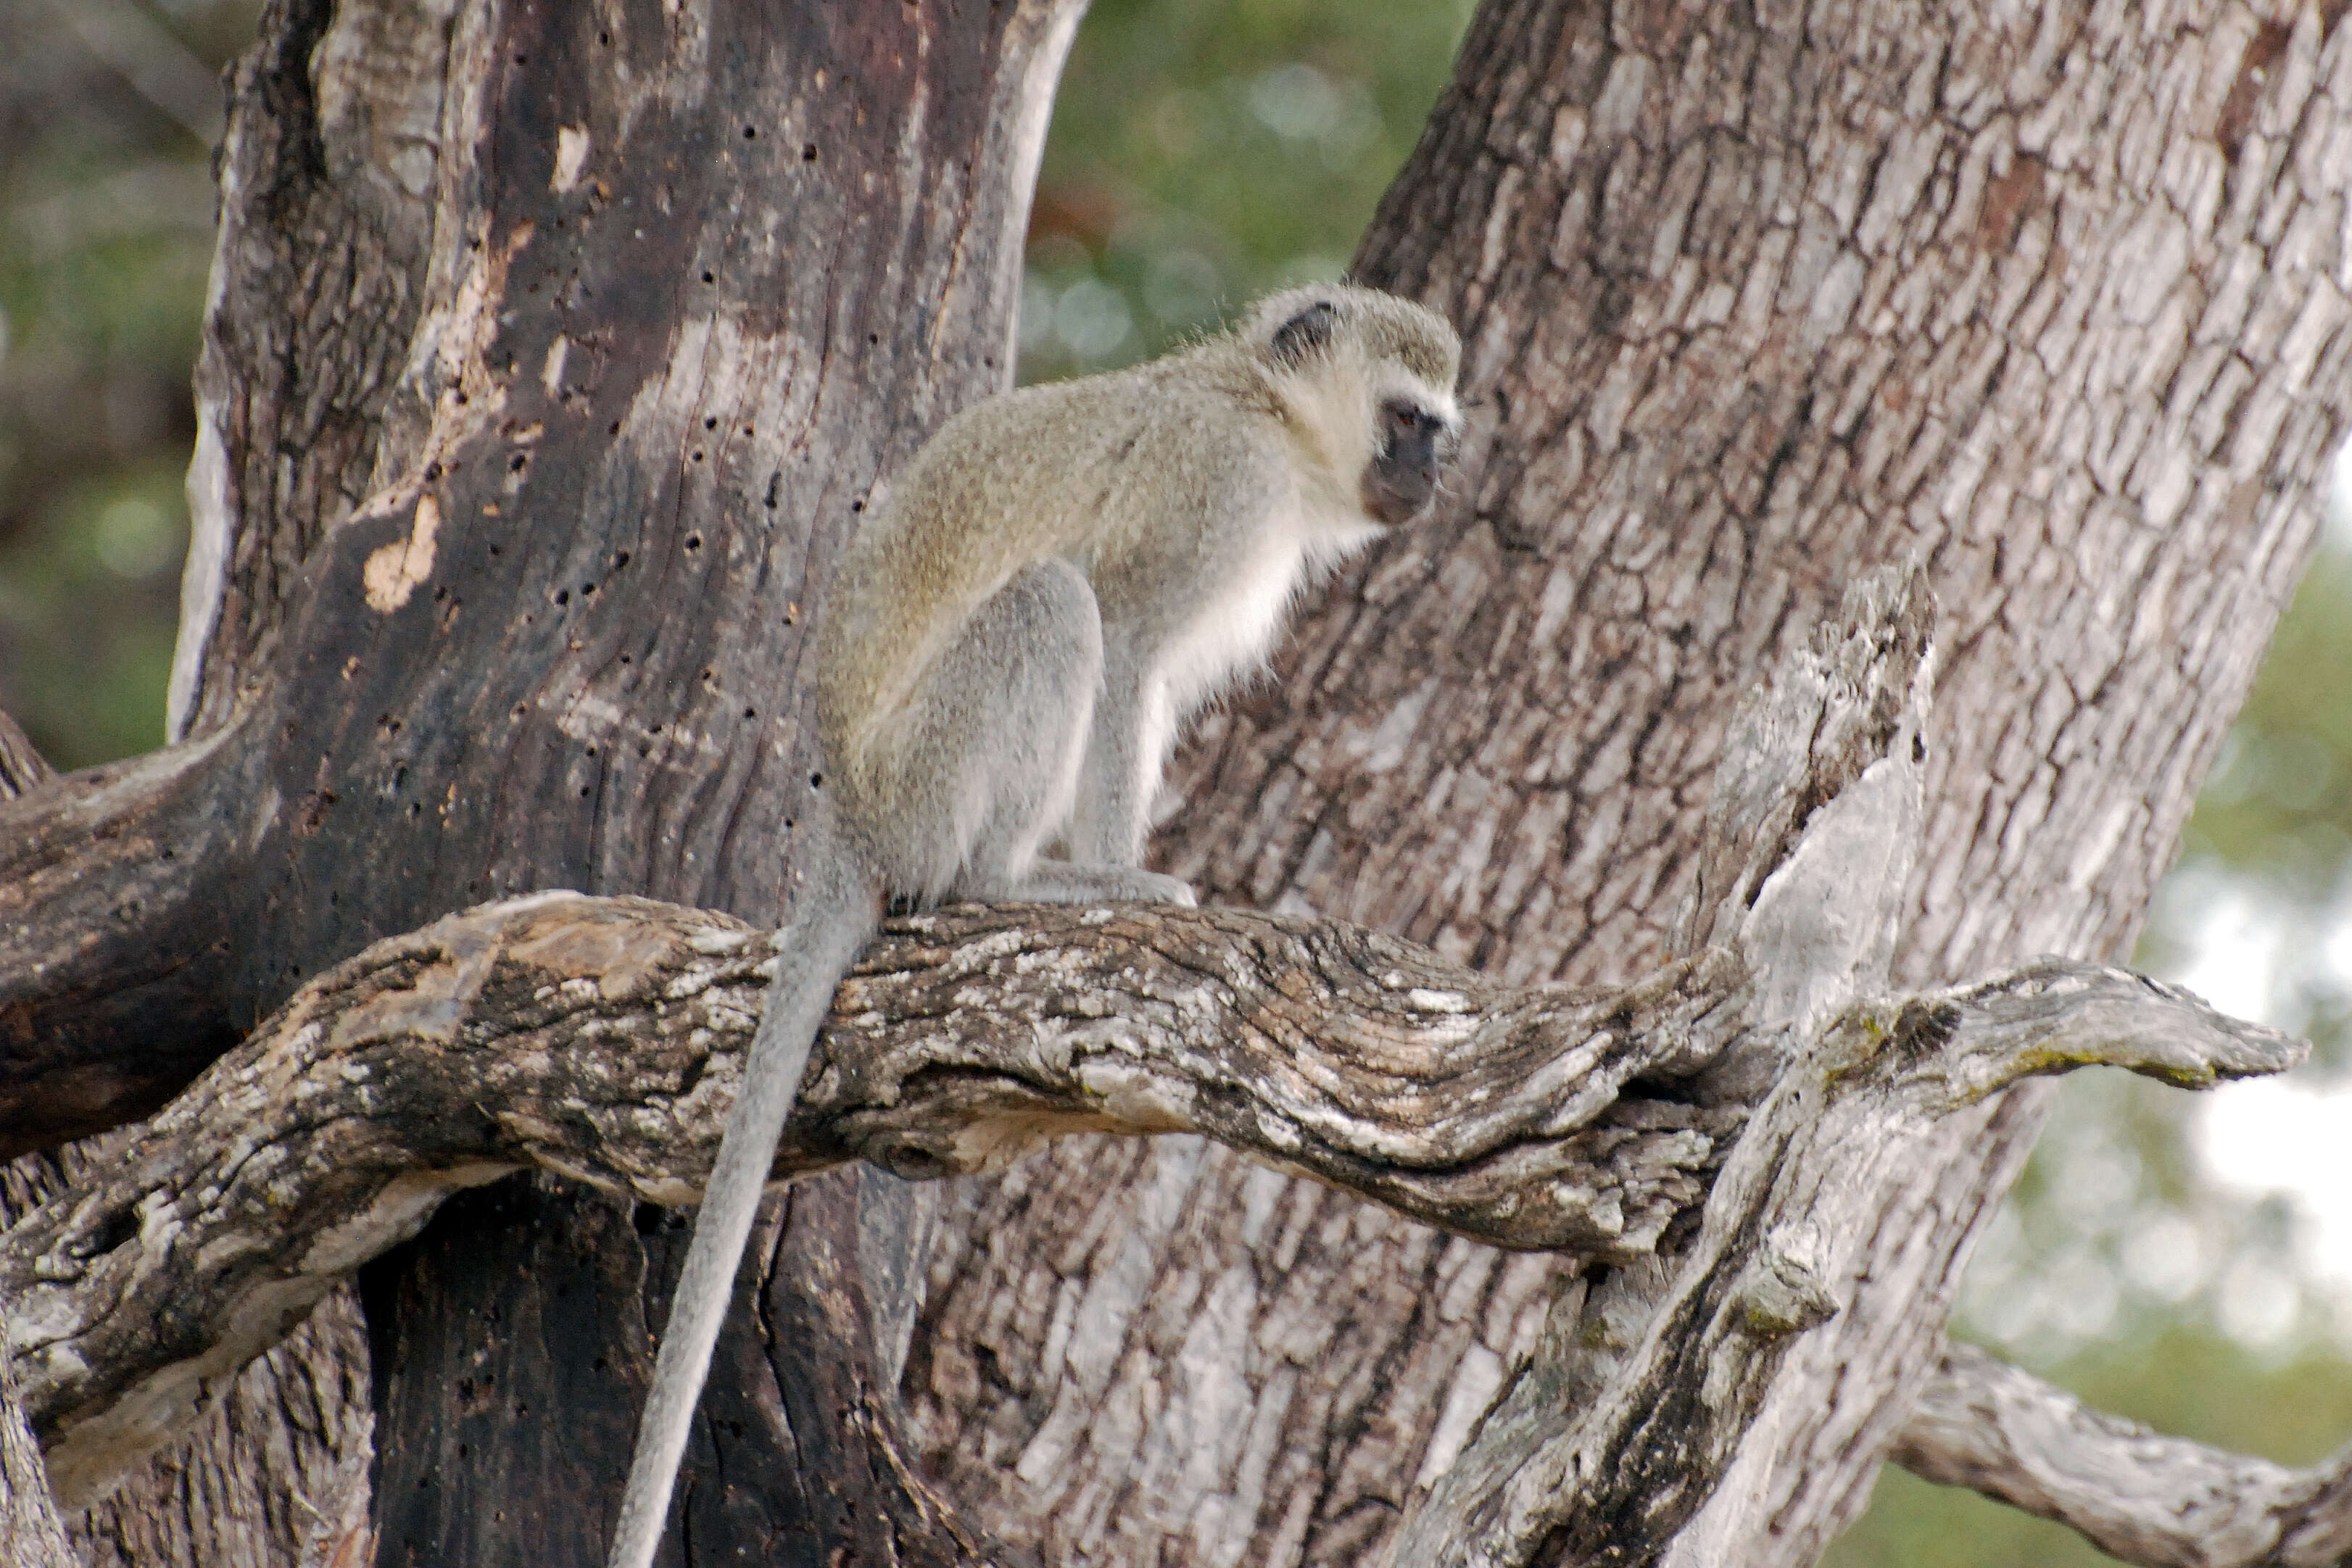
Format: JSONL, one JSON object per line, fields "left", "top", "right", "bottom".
{"left": 3, "top": 1, "right": 2348, "bottom": 1567}
{"left": 902, "top": 3, "right": 2352, "bottom": 1564}
{"left": 9, "top": 0, "right": 1082, "bottom": 1561}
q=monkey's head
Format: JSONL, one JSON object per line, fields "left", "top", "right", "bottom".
{"left": 1248, "top": 284, "right": 1464, "bottom": 528}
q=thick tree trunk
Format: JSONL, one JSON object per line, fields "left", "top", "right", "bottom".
{"left": 4, "top": 1, "right": 2348, "bottom": 1566}
{"left": 900, "top": 4, "right": 2352, "bottom": 1564}
{"left": 7, "top": 0, "right": 1082, "bottom": 1561}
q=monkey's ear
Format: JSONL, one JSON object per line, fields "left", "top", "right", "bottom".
{"left": 1267, "top": 300, "right": 1337, "bottom": 369}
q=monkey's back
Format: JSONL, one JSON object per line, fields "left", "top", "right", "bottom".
{"left": 816, "top": 347, "right": 1285, "bottom": 813}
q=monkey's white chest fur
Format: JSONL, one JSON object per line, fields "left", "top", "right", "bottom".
{"left": 1159, "top": 499, "right": 1372, "bottom": 717}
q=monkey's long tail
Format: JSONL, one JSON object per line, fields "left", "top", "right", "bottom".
{"left": 605, "top": 847, "right": 880, "bottom": 1568}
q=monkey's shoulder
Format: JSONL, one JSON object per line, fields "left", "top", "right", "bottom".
{"left": 927, "top": 351, "right": 1283, "bottom": 465}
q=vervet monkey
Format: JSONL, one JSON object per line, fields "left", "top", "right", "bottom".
{"left": 606, "top": 283, "right": 1462, "bottom": 1568}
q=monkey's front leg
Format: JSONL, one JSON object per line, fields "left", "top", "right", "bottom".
{"left": 1064, "top": 637, "right": 1175, "bottom": 870}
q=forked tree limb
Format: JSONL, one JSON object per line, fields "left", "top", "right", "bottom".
{"left": 1894, "top": 1341, "right": 2352, "bottom": 1568}
{"left": 1374, "top": 961, "right": 2303, "bottom": 1567}
{"left": 0, "top": 565, "right": 2318, "bottom": 1562}
{"left": 1377, "top": 568, "right": 2318, "bottom": 1568}
{"left": 0, "top": 885, "right": 2300, "bottom": 1513}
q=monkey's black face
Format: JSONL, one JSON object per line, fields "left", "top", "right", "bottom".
{"left": 1362, "top": 397, "right": 1453, "bottom": 526}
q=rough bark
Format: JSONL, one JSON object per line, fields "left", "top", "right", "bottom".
{"left": 902, "top": 5, "right": 2352, "bottom": 1563}
{"left": 0, "top": 1340, "right": 72, "bottom": 1568}
{"left": 6, "top": 0, "right": 2351, "bottom": 1564}
{"left": 1893, "top": 1343, "right": 2352, "bottom": 1568}
{"left": 4, "top": 0, "right": 1091, "bottom": 1561}
{"left": 0, "top": 729, "right": 249, "bottom": 1155}
{"left": 6, "top": 577, "right": 2315, "bottom": 1568}
{"left": 0, "top": 1142, "right": 374, "bottom": 1568}
{"left": 0, "top": 731, "right": 71, "bottom": 1568}
{"left": 0, "top": 742, "right": 2302, "bottom": 1554}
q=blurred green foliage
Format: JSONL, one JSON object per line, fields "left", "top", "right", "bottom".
{"left": 5, "top": 4, "right": 2349, "bottom": 1566}
{"left": 0, "top": 0, "right": 248, "bottom": 768}
{"left": 1019, "top": 0, "right": 1474, "bottom": 381}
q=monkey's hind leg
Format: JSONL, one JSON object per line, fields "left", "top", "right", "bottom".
{"left": 906, "top": 560, "right": 1192, "bottom": 906}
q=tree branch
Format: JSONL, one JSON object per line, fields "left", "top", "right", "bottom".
{"left": 0, "top": 889, "right": 1749, "bottom": 1506}
{"left": 1374, "top": 962, "right": 2301, "bottom": 1567}
{"left": 1893, "top": 1342, "right": 2352, "bottom": 1568}
{"left": 1377, "top": 568, "right": 2311, "bottom": 1568}
{"left": 0, "top": 721, "right": 250, "bottom": 1155}
{"left": 0, "top": 882, "right": 2299, "bottom": 1514}
{"left": 0, "top": 712, "right": 54, "bottom": 802}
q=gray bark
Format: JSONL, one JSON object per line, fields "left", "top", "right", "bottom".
{"left": 1894, "top": 1343, "right": 2352, "bottom": 1568}
{"left": 0, "top": 576, "right": 2312, "bottom": 1567}
{"left": 4, "top": 0, "right": 2351, "bottom": 1564}
{"left": 904, "top": 4, "right": 2352, "bottom": 1563}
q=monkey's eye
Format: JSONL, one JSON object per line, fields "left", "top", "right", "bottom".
{"left": 1386, "top": 403, "right": 1429, "bottom": 437}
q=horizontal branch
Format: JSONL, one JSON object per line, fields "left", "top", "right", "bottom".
{"left": 0, "top": 889, "right": 1755, "bottom": 1506}
{"left": 1894, "top": 1342, "right": 2352, "bottom": 1568}
{"left": 0, "top": 879, "right": 2302, "bottom": 1517}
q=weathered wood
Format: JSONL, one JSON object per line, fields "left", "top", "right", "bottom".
{"left": 0, "top": 1144, "right": 373, "bottom": 1568}
{"left": 0, "top": 729, "right": 249, "bottom": 1156}
{"left": 0, "top": 0, "right": 1103, "bottom": 1556}
{"left": 0, "top": 892, "right": 2299, "bottom": 1522}
{"left": 1387, "top": 961, "right": 2307, "bottom": 1567}
{"left": 0, "top": 712, "right": 52, "bottom": 802}
{"left": 0, "top": 1340, "right": 71, "bottom": 1568}
{"left": 7, "top": 0, "right": 2352, "bottom": 1561}
{"left": 180, "top": 0, "right": 1087, "bottom": 1552}
{"left": 1392, "top": 564, "right": 1935, "bottom": 1564}
{"left": 0, "top": 889, "right": 1734, "bottom": 1506}
{"left": 0, "top": 712, "right": 70, "bottom": 1564}
{"left": 1894, "top": 1342, "right": 2352, "bottom": 1568}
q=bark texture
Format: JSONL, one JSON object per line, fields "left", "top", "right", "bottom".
{"left": 0, "top": 586, "right": 2303, "bottom": 1553}
{"left": 0, "top": 1343, "right": 71, "bottom": 1568}
{"left": 0, "top": 742, "right": 71, "bottom": 1568}
{"left": 5, "top": 0, "right": 2351, "bottom": 1564}
{"left": 1894, "top": 1343, "right": 2352, "bottom": 1568}
{"left": 903, "top": 3, "right": 2352, "bottom": 1564}
{"left": 5, "top": 0, "right": 1090, "bottom": 1560}
{"left": 0, "top": 1148, "right": 373, "bottom": 1568}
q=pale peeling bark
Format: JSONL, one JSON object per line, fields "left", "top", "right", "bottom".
{"left": 1893, "top": 1343, "right": 2352, "bottom": 1568}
